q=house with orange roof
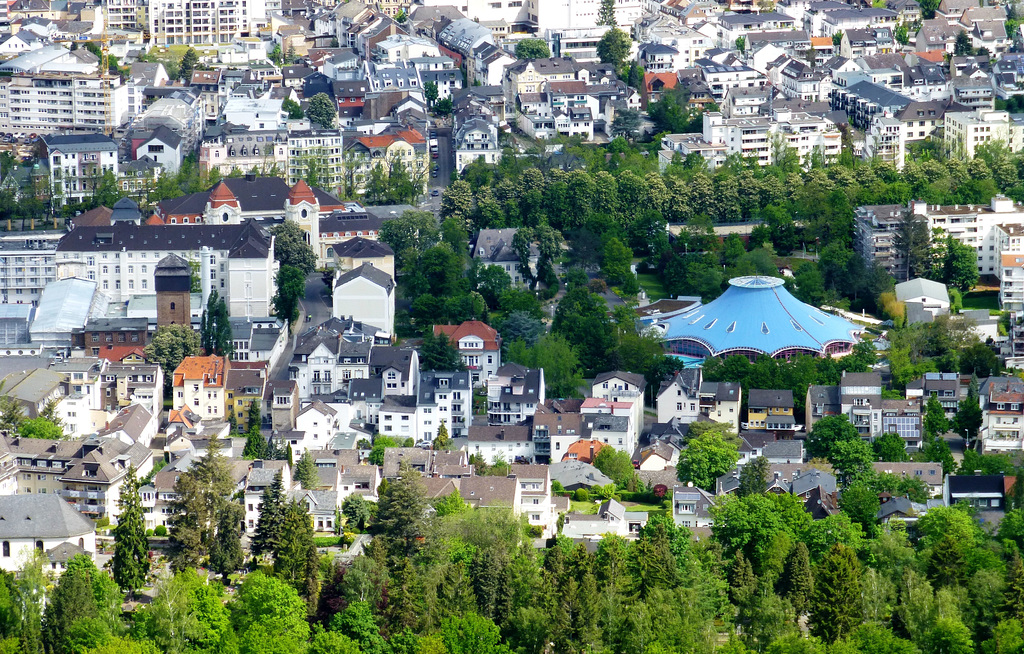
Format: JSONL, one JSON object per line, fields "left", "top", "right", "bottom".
{"left": 434, "top": 320, "right": 502, "bottom": 386}
{"left": 562, "top": 439, "right": 606, "bottom": 464}
{"left": 343, "top": 128, "right": 429, "bottom": 197}
{"left": 172, "top": 355, "right": 229, "bottom": 421}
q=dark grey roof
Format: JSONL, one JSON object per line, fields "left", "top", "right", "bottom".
{"left": 57, "top": 221, "right": 272, "bottom": 259}
{"left": 320, "top": 212, "right": 387, "bottom": 235}
{"left": 332, "top": 237, "right": 394, "bottom": 258}
{"left": 807, "top": 384, "right": 840, "bottom": 409}
{"left": 791, "top": 468, "right": 836, "bottom": 496}
{"left": 334, "top": 262, "right": 394, "bottom": 295}
{"left": 763, "top": 440, "right": 804, "bottom": 458}
{"left": 593, "top": 370, "right": 647, "bottom": 391}
{"left": 660, "top": 369, "right": 701, "bottom": 397}
{"left": 467, "top": 425, "right": 531, "bottom": 442}
{"left": 748, "top": 389, "right": 794, "bottom": 408}
{"left": 0, "top": 495, "right": 94, "bottom": 539}
{"left": 43, "top": 132, "right": 117, "bottom": 152}
{"left": 159, "top": 177, "right": 341, "bottom": 216}
{"left": 143, "top": 124, "right": 183, "bottom": 149}
{"left": 381, "top": 395, "right": 417, "bottom": 413}
{"left": 369, "top": 346, "right": 415, "bottom": 376}
{"left": 549, "top": 460, "right": 613, "bottom": 488}
{"left": 701, "top": 381, "right": 740, "bottom": 401}
{"left": 948, "top": 475, "right": 1005, "bottom": 495}
{"left": 842, "top": 80, "right": 912, "bottom": 109}
{"left": 349, "top": 377, "right": 384, "bottom": 402}
{"left": 418, "top": 371, "right": 471, "bottom": 405}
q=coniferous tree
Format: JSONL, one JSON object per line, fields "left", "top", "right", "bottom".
{"left": 434, "top": 422, "right": 452, "bottom": 451}
{"left": 1004, "top": 551, "right": 1024, "bottom": 621}
{"left": 779, "top": 541, "right": 813, "bottom": 616}
{"left": 274, "top": 500, "right": 316, "bottom": 591}
{"left": 242, "top": 401, "right": 265, "bottom": 459}
{"left": 209, "top": 502, "right": 244, "bottom": 583}
{"left": 729, "top": 550, "right": 757, "bottom": 608}
{"left": 252, "top": 471, "right": 285, "bottom": 557}
{"left": 295, "top": 449, "right": 320, "bottom": 489}
{"left": 597, "top": 0, "right": 616, "bottom": 26}
{"left": 111, "top": 465, "right": 149, "bottom": 598}
{"left": 375, "top": 461, "right": 427, "bottom": 557}
{"left": 955, "top": 375, "right": 984, "bottom": 447}
{"left": 737, "top": 456, "right": 769, "bottom": 497}
{"left": 200, "top": 290, "right": 232, "bottom": 356}
{"left": 809, "top": 543, "right": 863, "bottom": 643}
{"left": 927, "top": 533, "right": 968, "bottom": 588}
{"left": 924, "top": 394, "right": 950, "bottom": 438}
{"left": 167, "top": 437, "right": 237, "bottom": 571}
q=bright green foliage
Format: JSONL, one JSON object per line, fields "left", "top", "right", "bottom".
{"left": 839, "top": 483, "right": 881, "bottom": 538}
{"left": 434, "top": 489, "right": 469, "bottom": 517}
{"left": 809, "top": 544, "right": 862, "bottom": 643}
{"left": 295, "top": 449, "right": 320, "bottom": 490}
{"left": 874, "top": 432, "right": 909, "bottom": 462}
{"left": 18, "top": 417, "right": 63, "bottom": 439}
{"left": 272, "top": 265, "right": 306, "bottom": 325}
{"left": 1004, "top": 552, "right": 1024, "bottom": 621}
{"left": 506, "top": 333, "right": 585, "bottom": 399}
{"left": 676, "top": 430, "right": 739, "bottom": 491}
{"left": 231, "top": 572, "right": 311, "bottom": 653}
{"left": 924, "top": 394, "right": 949, "bottom": 438}
{"left": 954, "top": 378, "right": 983, "bottom": 445}
{"left": 434, "top": 422, "right": 452, "bottom": 451}
{"left": 145, "top": 324, "right": 201, "bottom": 390}
{"left": 923, "top": 618, "right": 973, "bottom": 654}
{"left": 419, "top": 331, "right": 465, "bottom": 372}
{"left": 341, "top": 494, "right": 373, "bottom": 531}
{"left": 596, "top": 28, "right": 632, "bottom": 69}
{"left": 778, "top": 542, "right": 813, "bottom": 616}
{"left": 306, "top": 93, "right": 337, "bottom": 129}
{"left": 273, "top": 500, "right": 317, "bottom": 602}
{"left": 592, "top": 446, "right": 635, "bottom": 485}
{"left": 42, "top": 555, "right": 122, "bottom": 654}
{"left": 711, "top": 492, "right": 812, "bottom": 573}
{"left": 601, "top": 237, "right": 633, "bottom": 286}
{"left": 514, "top": 39, "right": 550, "bottom": 58}
{"left": 112, "top": 466, "right": 149, "bottom": 596}
{"left": 271, "top": 220, "right": 317, "bottom": 274}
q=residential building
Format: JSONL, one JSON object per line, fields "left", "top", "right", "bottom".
{"left": 562, "top": 498, "right": 648, "bottom": 540}
{"left": 745, "top": 389, "right": 800, "bottom": 434}
{"left": 699, "top": 381, "right": 743, "bottom": 432}
{"left": 471, "top": 228, "right": 538, "bottom": 285}
{"left": 829, "top": 80, "right": 911, "bottom": 130}
{"left": 287, "top": 318, "right": 380, "bottom": 398}
{"left": 873, "top": 461, "right": 944, "bottom": 495}
{"left": 332, "top": 238, "right": 395, "bottom": 277}
{"left": 172, "top": 356, "right": 229, "bottom": 422}
{"left": 0, "top": 232, "right": 61, "bottom": 306}
{"left": 454, "top": 118, "right": 501, "bottom": 173}
{"left": 840, "top": 371, "right": 883, "bottom": 438}
{"left": 979, "top": 377, "right": 1024, "bottom": 452}
{"left": 331, "top": 263, "right": 395, "bottom": 338}
{"left": 854, "top": 203, "right": 907, "bottom": 278}
{"left": 510, "top": 464, "right": 558, "bottom": 536}
{"left": 881, "top": 399, "right": 924, "bottom": 451}
{"left": 44, "top": 133, "right": 120, "bottom": 207}
{"left": 242, "top": 460, "right": 291, "bottom": 533}
{"left": 895, "top": 278, "right": 950, "bottom": 323}
{"left": 226, "top": 364, "right": 268, "bottom": 431}
{"left": 4, "top": 72, "right": 128, "bottom": 133}
{"left": 672, "top": 484, "right": 716, "bottom": 529}
{"left": 199, "top": 124, "right": 289, "bottom": 178}
{"left": 944, "top": 108, "right": 1024, "bottom": 159}
{"left": 657, "top": 369, "right": 702, "bottom": 424}
{"left": 906, "top": 372, "right": 962, "bottom": 419}
{"left": 433, "top": 321, "right": 502, "bottom": 387}
{"left": 417, "top": 371, "right": 473, "bottom": 439}
{"left": 148, "top": 0, "right": 267, "bottom": 45}
{"left": 133, "top": 126, "right": 183, "bottom": 175}
{"left": 487, "top": 364, "right": 544, "bottom": 425}
{"left": 944, "top": 474, "right": 1006, "bottom": 509}
{"left": 343, "top": 129, "right": 429, "bottom": 198}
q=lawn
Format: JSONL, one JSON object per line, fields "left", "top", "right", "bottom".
{"left": 621, "top": 500, "right": 669, "bottom": 517}
{"left": 637, "top": 273, "right": 669, "bottom": 301}
{"left": 962, "top": 290, "right": 1000, "bottom": 312}
{"left": 570, "top": 500, "right": 599, "bottom": 514}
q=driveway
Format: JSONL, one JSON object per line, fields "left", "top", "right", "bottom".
{"left": 270, "top": 272, "right": 332, "bottom": 382}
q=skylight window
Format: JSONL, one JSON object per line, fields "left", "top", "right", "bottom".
{"left": 704, "top": 319, "right": 717, "bottom": 330}
{"left": 791, "top": 320, "right": 804, "bottom": 332}
{"left": 727, "top": 321, "right": 737, "bottom": 333}
{"left": 761, "top": 322, "right": 770, "bottom": 334}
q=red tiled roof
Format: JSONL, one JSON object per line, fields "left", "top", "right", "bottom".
{"left": 915, "top": 50, "right": 946, "bottom": 62}
{"left": 433, "top": 321, "right": 500, "bottom": 351}
{"left": 94, "top": 344, "right": 148, "bottom": 363}
{"left": 145, "top": 214, "right": 164, "bottom": 225}
{"left": 562, "top": 439, "right": 606, "bottom": 464}
{"left": 644, "top": 72, "right": 678, "bottom": 93}
{"left": 173, "top": 355, "right": 228, "bottom": 387}
{"left": 208, "top": 181, "right": 239, "bottom": 208}
{"left": 288, "top": 179, "right": 317, "bottom": 205}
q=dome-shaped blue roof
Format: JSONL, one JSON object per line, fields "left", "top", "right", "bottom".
{"left": 661, "top": 276, "right": 861, "bottom": 358}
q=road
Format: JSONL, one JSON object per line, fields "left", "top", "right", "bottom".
{"left": 419, "top": 126, "right": 455, "bottom": 214}
{"left": 270, "top": 272, "right": 332, "bottom": 382}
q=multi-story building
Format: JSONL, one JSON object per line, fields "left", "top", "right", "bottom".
{"left": 864, "top": 115, "right": 907, "bottom": 170}
{"left": 433, "top": 321, "right": 502, "bottom": 387}
{"left": 657, "top": 369, "right": 702, "bottom": 425}
{"left": 5, "top": 73, "right": 128, "bottom": 133}
{"left": 148, "top": 0, "right": 267, "bottom": 45}
{"left": 699, "top": 381, "right": 743, "bottom": 432}
{"left": 343, "top": 129, "right": 428, "bottom": 198}
{"left": 854, "top": 203, "right": 907, "bottom": 278}
{"left": 944, "top": 108, "right": 1024, "bottom": 159}
{"left": 199, "top": 125, "right": 288, "bottom": 177}
{"left": 979, "top": 376, "right": 1024, "bottom": 452}
{"left": 454, "top": 118, "right": 501, "bottom": 173}
{"left": 43, "top": 133, "right": 120, "bottom": 207}
{"left": 917, "top": 195, "right": 1024, "bottom": 277}
{"left": 226, "top": 363, "right": 268, "bottom": 431}
{"left": 55, "top": 221, "right": 276, "bottom": 317}
{"left": 416, "top": 371, "right": 473, "bottom": 439}
{"left": 487, "top": 364, "right": 545, "bottom": 425}
{"left": 287, "top": 130, "right": 345, "bottom": 194}
{"left": 881, "top": 399, "right": 924, "bottom": 451}
{"left": 510, "top": 463, "right": 558, "bottom": 536}
{"left": 0, "top": 232, "right": 60, "bottom": 306}
{"left": 745, "top": 389, "right": 801, "bottom": 434}
{"left": 840, "top": 371, "right": 884, "bottom": 438}
{"left": 906, "top": 372, "right": 962, "bottom": 418}
{"left": 172, "top": 356, "right": 229, "bottom": 421}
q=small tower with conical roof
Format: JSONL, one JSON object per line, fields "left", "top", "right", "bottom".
{"left": 203, "top": 181, "right": 241, "bottom": 224}
{"left": 155, "top": 254, "right": 192, "bottom": 327}
{"left": 285, "top": 179, "right": 321, "bottom": 264}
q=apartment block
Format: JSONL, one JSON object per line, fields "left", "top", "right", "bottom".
{"left": 6, "top": 73, "right": 128, "bottom": 133}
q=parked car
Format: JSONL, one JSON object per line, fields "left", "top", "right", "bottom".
{"left": 430, "top": 189, "right": 440, "bottom": 197}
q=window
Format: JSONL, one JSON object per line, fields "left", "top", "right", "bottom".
{"left": 1, "top": 542, "right": 7, "bottom": 557}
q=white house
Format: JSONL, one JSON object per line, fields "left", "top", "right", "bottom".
{"left": 510, "top": 463, "right": 558, "bottom": 537}
{"left": 433, "top": 321, "right": 502, "bottom": 387}
{"left": 895, "top": 277, "right": 950, "bottom": 324}
{"left": 332, "top": 263, "right": 395, "bottom": 338}
{"left": 242, "top": 460, "right": 291, "bottom": 534}
{"left": 44, "top": 133, "right": 121, "bottom": 208}
{"left": 454, "top": 117, "right": 501, "bottom": 173}
{"left": 135, "top": 125, "right": 183, "bottom": 174}
{"left": 465, "top": 425, "right": 535, "bottom": 464}
{"left": 657, "top": 369, "right": 702, "bottom": 424}
{"left": 672, "top": 484, "right": 716, "bottom": 529}
{"left": 292, "top": 401, "right": 345, "bottom": 458}
{"left": 417, "top": 371, "right": 473, "bottom": 439}
{"left": 0, "top": 495, "right": 96, "bottom": 572}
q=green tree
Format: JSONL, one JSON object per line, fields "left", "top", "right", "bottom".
{"left": 252, "top": 471, "right": 285, "bottom": 557}
{"left": 179, "top": 47, "right": 198, "bottom": 81}
{"left": 601, "top": 237, "right": 633, "bottom": 286}
{"left": 272, "top": 265, "right": 306, "bottom": 325}
{"left": 735, "top": 36, "right": 746, "bottom": 55}
{"left": 434, "top": 422, "right": 452, "bottom": 451}
{"left": 434, "top": 97, "right": 453, "bottom": 115}
{"left": 274, "top": 501, "right": 317, "bottom": 597}
{"left": 375, "top": 462, "right": 427, "bottom": 556}
{"left": 200, "top": 290, "right": 232, "bottom": 357}
{"left": 434, "top": 489, "right": 470, "bottom": 517}
{"left": 942, "top": 236, "right": 979, "bottom": 292}
{"left": 424, "top": 81, "right": 438, "bottom": 107}
{"left": 294, "top": 450, "right": 320, "bottom": 490}
{"left": 552, "top": 286, "right": 614, "bottom": 374}
{"left": 596, "top": 28, "right": 632, "bottom": 70}
{"left": 18, "top": 417, "right": 63, "bottom": 439}
{"left": 924, "top": 618, "right": 973, "bottom": 654}
{"left": 208, "top": 502, "right": 244, "bottom": 583}
{"left": 954, "top": 29, "right": 973, "bottom": 56}
{"left": 342, "top": 495, "right": 373, "bottom": 532}
{"left": 167, "top": 437, "right": 238, "bottom": 571}
{"left": 506, "top": 333, "right": 585, "bottom": 399}
{"left": 838, "top": 482, "right": 881, "bottom": 538}
{"left": 282, "top": 98, "right": 303, "bottom": 119}
{"left": 112, "top": 466, "right": 149, "bottom": 598}
{"left": 676, "top": 429, "right": 740, "bottom": 491}
{"left": 1004, "top": 551, "right": 1024, "bottom": 621}
{"left": 43, "top": 555, "right": 122, "bottom": 654}
{"left": 271, "top": 220, "right": 317, "bottom": 274}
{"left": 924, "top": 394, "right": 949, "bottom": 438}
{"left": 440, "top": 180, "right": 473, "bottom": 231}
{"left": 874, "top": 432, "right": 909, "bottom": 462}
{"left": 307, "top": 92, "right": 337, "bottom": 129}
{"left": 231, "top": 572, "right": 311, "bottom": 653}
{"left": 809, "top": 543, "right": 862, "bottom": 643}
{"left": 515, "top": 39, "right": 551, "bottom": 58}
{"left": 955, "top": 377, "right": 983, "bottom": 446}
{"left": 145, "top": 324, "right": 201, "bottom": 391}
{"left": 779, "top": 541, "right": 814, "bottom": 616}
{"left": 738, "top": 456, "right": 770, "bottom": 497}
{"left": 243, "top": 400, "right": 265, "bottom": 458}
{"left": 0, "top": 395, "right": 25, "bottom": 436}
{"left": 597, "top": 0, "right": 617, "bottom": 25}
{"left": 420, "top": 331, "right": 465, "bottom": 372}
{"left": 592, "top": 446, "right": 635, "bottom": 485}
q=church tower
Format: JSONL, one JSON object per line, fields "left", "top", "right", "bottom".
{"left": 285, "top": 179, "right": 322, "bottom": 265}
{"left": 155, "top": 254, "right": 192, "bottom": 327}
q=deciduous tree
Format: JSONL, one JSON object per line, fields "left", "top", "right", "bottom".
{"left": 676, "top": 430, "right": 739, "bottom": 491}
{"left": 307, "top": 92, "right": 337, "bottom": 129}
{"left": 271, "top": 220, "right": 317, "bottom": 274}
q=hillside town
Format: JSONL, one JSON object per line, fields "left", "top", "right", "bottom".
{"left": 7, "top": 0, "right": 1024, "bottom": 651}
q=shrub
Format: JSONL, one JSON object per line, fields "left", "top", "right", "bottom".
{"left": 154, "top": 525, "right": 168, "bottom": 537}
{"left": 526, "top": 525, "right": 544, "bottom": 538}
{"left": 313, "top": 536, "right": 341, "bottom": 548}
{"left": 551, "top": 480, "right": 565, "bottom": 494}
{"left": 588, "top": 279, "right": 608, "bottom": 294}
{"left": 574, "top": 488, "right": 590, "bottom": 502}
{"left": 145, "top": 529, "right": 154, "bottom": 537}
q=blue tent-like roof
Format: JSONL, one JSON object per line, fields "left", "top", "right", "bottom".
{"left": 661, "top": 276, "right": 861, "bottom": 357}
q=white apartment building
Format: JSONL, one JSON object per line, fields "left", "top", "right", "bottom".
{"left": 55, "top": 222, "right": 276, "bottom": 318}
{"left": 172, "top": 356, "right": 228, "bottom": 421}
{"left": 677, "top": 109, "right": 841, "bottom": 168}
{"left": 148, "top": 0, "right": 267, "bottom": 45}
{"left": 864, "top": 115, "right": 907, "bottom": 169}
{"left": 487, "top": 364, "right": 545, "bottom": 425}
{"left": 0, "top": 233, "right": 60, "bottom": 306}
{"left": 5, "top": 73, "right": 128, "bottom": 133}
{"left": 417, "top": 371, "right": 473, "bottom": 439}
{"left": 944, "top": 108, "right": 1024, "bottom": 159}
{"left": 979, "top": 377, "right": 1024, "bottom": 452}
{"left": 421, "top": 0, "right": 642, "bottom": 31}
{"left": 44, "top": 133, "right": 120, "bottom": 207}
{"left": 916, "top": 195, "right": 1024, "bottom": 277}
{"left": 510, "top": 464, "right": 558, "bottom": 536}
{"left": 291, "top": 401, "right": 345, "bottom": 458}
